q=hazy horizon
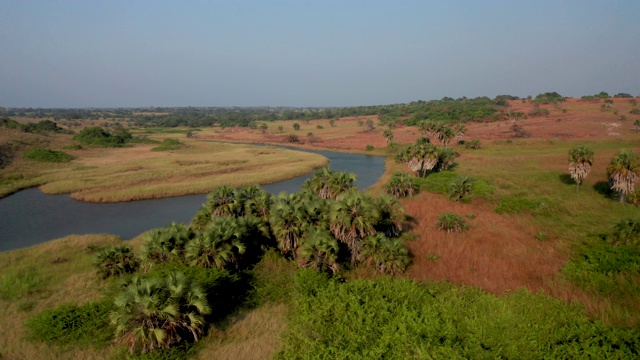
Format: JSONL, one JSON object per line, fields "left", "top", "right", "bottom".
{"left": 1, "top": 1, "right": 639, "bottom": 108}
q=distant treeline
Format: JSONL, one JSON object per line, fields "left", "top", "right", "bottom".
{"left": 0, "top": 117, "right": 71, "bottom": 134}
{"left": 4, "top": 92, "right": 634, "bottom": 129}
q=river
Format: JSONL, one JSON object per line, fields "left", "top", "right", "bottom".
{"left": 0, "top": 146, "right": 385, "bottom": 251}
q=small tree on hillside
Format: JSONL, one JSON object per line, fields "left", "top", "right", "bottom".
{"left": 607, "top": 150, "right": 640, "bottom": 203}
{"left": 568, "top": 145, "right": 594, "bottom": 190}
{"left": 293, "top": 123, "right": 301, "bottom": 131}
{"left": 383, "top": 128, "right": 394, "bottom": 144}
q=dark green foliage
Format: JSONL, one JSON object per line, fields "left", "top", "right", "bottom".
{"left": 437, "top": 213, "right": 468, "bottom": 233}
{"left": 563, "top": 237, "right": 640, "bottom": 297}
{"left": 630, "top": 109, "right": 640, "bottom": 115}
{"left": 146, "top": 264, "right": 245, "bottom": 322}
{"left": 26, "top": 301, "right": 114, "bottom": 347}
{"left": 365, "top": 144, "right": 374, "bottom": 151}
{"left": 384, "top": 172, "right": 419, "bottom": 198}
{"left": 72, "top": 126, "right": 132, "bottom": 147}
{"left": 533, "top": 92, "right": 566, "bottom": 104}
{"left": 448, "top": 175, "right": 476, "bottom": 202}
{"left": 0, "top": 118, "right": 68, "bottom": 134}
{"left": 94, "top": 245, "right": 139, "bottom": 279}
{"left": 464, "top": 138, "right": 481, "bottom": 149}
{"left": 23, "top": 147, "right": 74, "bottom": 163}
{"left": 360, "top": 234, "right": 410, "bottom": 275}
{"left": 608, "top": 219, "right": 640, "bottom": 247}
{"left": 151, "top": 138, "right": 182, "bottom": 151}
{"left": 278, "top": 277, "right": 640, "bottom": 359}
{"left": 141, "top": 223, "right": 194, "bottom": 264}
{"left": 614, "top": 93, "right": 634, "bottom": 98}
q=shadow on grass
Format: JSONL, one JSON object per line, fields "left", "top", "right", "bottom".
{"left": 559, "top": 174, "right": 575, "bottom": 186}
{"left": 593, "top": 181, "right": 616, "bottom": 199}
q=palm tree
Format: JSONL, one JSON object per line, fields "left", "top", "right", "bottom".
{"left": 394, "top": 139, "right": 439, "bottom": 177}
{"left": 297, "top": 227, "right": 340, "bottom": 274}
{"left": 384, "top": 172, "right": 419, "bottom": 198}
{"left": 383, "top": 128, "right": 394, "bottom": 144}
{"left": 239, "top": 185, "right": 272, "bottom": 221}
{"left": 141, "top": 223, "right": 193, "bottom": 264}
{"left": 435, "top": 146, "right": 456, "bottom": 171}
{"left": 608, "top": 219, "right": 640, "bottom": 247}
{"left": 269, "top": 193, "right": 309, "bottom": 258}
{"left": 448, "top": 176, "right": 476, "bottom": 202}
{"left": 110, "top": 272, "right": 210, "bottom": 354}
{"left": 94, "top": 245, "right": 139, "bottom": 279}
{"left": 303, "top": 168, "right": 356, "bottom": 200}
{"left": 185, "top": 218, "right": 247, "bottom": 269}
{"left": 374, "top": 195, "right": 405, "bottom": 238}
{"left": 607, "top": 150, "right": 640, "bottom": 203}
{"left": 360, "top": 234, "right": 410, "bottom": 275}
{"left": 205, "top": 185, "right": 238, "bottom": 217}
{"left": 568, "top": 145, "right": 594, "bottom": 190}
{"left": 329, "top": 190, "right": 380, "bottom": 264}
{"left": 191, "top": 206, "right": 212, "bottom": 232}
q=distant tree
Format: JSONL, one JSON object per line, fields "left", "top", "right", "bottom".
{"left": 568, "top": 145, "right": 594, "bottom": 190}
{"left": 329, "top": 119, "right": 335, "bottom": 127}
{"left": 365, "top": 119, "right": 375, "bottom": 131}
{"left": 260, "top": 123, "right": 268, "bottom": 133}
{"left": 293, "top": 123, "right": 300, "bottom": 131}
{"left": 607, "top": 150, "right": 640, "bottom": 203}
{"left": 634, "top": 119, "right": 640, "bottom": 131}
{"left": 277, "top": 125, "right": 284, "bottom": 133}
{"left": 614, "top": 93, "right": 633, "bottom": 98}
{"left": 383, "top": 128, "right": 394, "bottom": 144}
{"left": 248, "top": 121, "right": 258, "bottom": 129}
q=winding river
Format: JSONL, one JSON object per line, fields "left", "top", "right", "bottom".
{"left": 0, "top": 146, "right": 385, "bottom": 252}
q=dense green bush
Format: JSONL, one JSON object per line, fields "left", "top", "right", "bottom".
{"left": 384, "top": 172, "right": 419, "bottom": 198}
{"left": 151, "top": 138, "right": 182, "bottom": 151}
{"left": 26, "top": 301, "right": 114, "bottom": 347}
{"left": 563, "top": 237, "right": 640, "bottom": 297}
{"left": 94, "top": 245, "right": 139, "bottom": 279}
{"left": 72, "top": 126, "right": 132, "bottom": 147}
{"left": 23, "top": 147, "right": 73, "bottom": 163}
{"left": 464, "top": 138, "right": 481, "bottom": 149}
{"left": 277, "top": 277, "right": 639, "bottom": 359}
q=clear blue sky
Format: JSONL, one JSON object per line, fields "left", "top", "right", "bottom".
{"left": 1, "top": 0, "right": 639, "bottom": 108}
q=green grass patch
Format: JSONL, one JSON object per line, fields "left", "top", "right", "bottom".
{"left": 420, "top": 171, "right": 457, "bottom": 194}
{"left": 495, "top": 194, "right": 555, "bottom": 215}
{"left": 26, "top": 301, "right": 114, "bottom": 347}
{"left": 151, "top": 138, "right": 183, "bottom": 151}
{"left": 23, "top": 147, "right": 74, "bottom": 163}
{"left": 0, "top": 266, "right": 48, "bottom": 301}
{"left": 277, "top": 275, "right": 640, "bottom": 359}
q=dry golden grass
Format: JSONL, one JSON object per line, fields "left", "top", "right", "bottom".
{"left": 195, "top": 303, "right": 288, "bottom": 360}
{"left": 3, "top": 134, "right": 328, "bottom": 202}
{"left": 0, "top": 234, "right": 121, "bottom": 360}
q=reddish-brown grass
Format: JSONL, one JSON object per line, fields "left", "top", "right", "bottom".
{"left": 402, "top": 193, "right": 567, "bottom": 294}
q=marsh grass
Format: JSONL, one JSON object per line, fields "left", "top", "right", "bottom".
{"left": 4, "top": 137, "right": 328, "bottom": 202}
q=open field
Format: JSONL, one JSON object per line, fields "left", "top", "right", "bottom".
{"left": 1, "top": 130, "right": 328, "bottom": 202}
{"left": 1, "top": 98, "right": 639, "bottom": 357}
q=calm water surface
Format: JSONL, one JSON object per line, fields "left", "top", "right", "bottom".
{"left": 0, "top": 147, "right": 384, "bottom": 251}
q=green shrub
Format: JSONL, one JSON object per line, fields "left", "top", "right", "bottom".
{"left": 630, "top": 109, "right": 640, "bottom": 115}
{"left": 151, "top": 138, "right": 182, "bottom": 151}
{"left": 421, "top": 171, "right": 457, "bottom": 194}
{"left": 464, "top": 139, "right": 481, "bottom": 149}
{"left": 23, "top": 147, "right": 73, "bottom": 163}
{"left": 277, "top": 277, "right": 640, "bottom": 359}
{"left": 448, "top": 175, "right": 476, "bottom": 202}
{"left": 437, "top": 212, "right": 468, "bottom": 233}
{"left": 563, "top": 237, "right": 640, "bottom": 297}
{"left": 26, "top": 301, "right": 114, "bottom": 347}
{"left": 528, "top": 107, "right": 550, "bottom": 117}
{"left": 72, "top": 126, "right": 132, "bottom": 147}
{"left": 94, "top": 245, "right": 139, "bottom": 279}
{"left": 316, "top": 125, "right": 324, "bottom": 129}
{"left": 607, "top": 219, "right": 640, "bottom": 247}
{"left": 365, "top": 144, "right": 374, "bottom": 151}
{"left": 384, "top": 172, "right": 419, "bottom": 198}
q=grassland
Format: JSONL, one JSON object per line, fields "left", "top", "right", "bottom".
{"left": 1, "top": 129, "right": 328, "bottom": 202}
{"left": 1, "top": 98, "right": 639, "bottom": 358}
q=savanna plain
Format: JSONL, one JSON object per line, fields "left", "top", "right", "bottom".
{"left": 1, "top": 93, "right": 639, "bottom": 359}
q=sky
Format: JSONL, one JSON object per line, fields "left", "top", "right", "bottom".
{"left": 1, "top": 0, "right": 639, "bottom": 108}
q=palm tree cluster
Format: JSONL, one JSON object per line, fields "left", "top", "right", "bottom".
{"left": 416, "top": 121, "right": 465, "bottom": 147}
{"left": 384, "top": 172, "right": 420, "bottom": 198}
{"left": 394, "top": 138, "right": 456, "bottom": 177}
{"left": 94, "top": 245, "right": 139, "bottom": 279}
{"left": 96, "top": 170, "right": 411, "bottom": 354}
